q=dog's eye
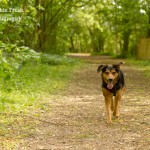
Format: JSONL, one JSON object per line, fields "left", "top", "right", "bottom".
{"left": 105, "top": 72, "right": 109, "bottom": 75}
{"left": 112, "top": 72, "right": 116, "bottom": 75}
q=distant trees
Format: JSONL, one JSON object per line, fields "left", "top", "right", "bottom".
{"left": 0, "top": 0, "right": 150, "bottom": 57}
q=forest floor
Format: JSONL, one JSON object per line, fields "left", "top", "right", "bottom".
{"left": 21, "top": 55, "right": 149, "bottom": 150}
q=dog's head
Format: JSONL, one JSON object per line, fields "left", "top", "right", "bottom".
{"left": 97, "top": 62, "right": 123, "bottom": 90}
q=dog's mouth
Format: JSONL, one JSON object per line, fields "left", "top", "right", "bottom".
{"left": 107, "top": 80, "right": 114, "bottom": 90}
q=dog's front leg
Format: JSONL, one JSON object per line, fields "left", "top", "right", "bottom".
{"left": 113, "top": 91, "right": 122, "bottom": 117}
{"left": 105, "top": 97, "right": 112, "bottom": 124}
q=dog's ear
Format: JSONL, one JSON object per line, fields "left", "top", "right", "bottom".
{"left": 113, "top": 62, "right": 124, "bottom": 68}
{"left": 97, "top": 65, "right": 105, "bottom": 73}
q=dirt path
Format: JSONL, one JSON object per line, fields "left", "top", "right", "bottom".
{"left": 23, "top": 56, "right": 150, "bottom": 150}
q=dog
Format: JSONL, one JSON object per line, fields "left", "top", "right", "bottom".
{"left": 97, "top": 62, "right": 125, "bottom": 123}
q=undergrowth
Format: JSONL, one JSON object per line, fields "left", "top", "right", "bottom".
{"left": 0, "top": 61, "right": 78, "bottom": 112}
{"left": 127, "top": 59, "right": 150, "bottom": 76}
{"left": 0, "top": 50, "right": 82, "bottom": 149}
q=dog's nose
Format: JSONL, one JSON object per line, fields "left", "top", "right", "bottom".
{"left": 108, "top": 78, "right": 113, "bottom": 82}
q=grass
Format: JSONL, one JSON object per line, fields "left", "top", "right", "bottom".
{"left": 0, "top": 54, "right": 82, "bottom": 149}
{"left": 91, "top": 51, "right": 113, "bottom": 56}
{"left": 127, "top": 59, "right": 150, "bottom": 76}
{"left": 0, "top": 56, "right": 80, "bottom": 112}
{"left": 75, "top": 133, "right": 94, "bottom": 139}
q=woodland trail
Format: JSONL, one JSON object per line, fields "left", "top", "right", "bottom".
{"left": 23, "top": 55, "right": 150, "bottom": 150}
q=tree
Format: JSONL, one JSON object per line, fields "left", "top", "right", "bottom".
{"left": 140, "top": 0, "right": 150, "bottom": 38}
{"left": 1, "top": 0, "right": 150, "bottom": 57}
{"left": 108, "top": 0, "right": 142, "bottom": 57}
{"left": 34, "top": 0, "right": 92, "bottom": 53}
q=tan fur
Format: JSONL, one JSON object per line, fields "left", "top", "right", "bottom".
{"left": 97, "top": 62, "right": 125, "bottom": 124}
{"left": 102, "top": 88, "right": 124, "bottom": 124}
{"left": 102, "top": 69, "right": 119, "bottom": 85}
{"left": 102, "top": 68, "right": 124, "bottom": 123}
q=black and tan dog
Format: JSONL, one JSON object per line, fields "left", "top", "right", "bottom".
{"left": 97, "top": 62, "right": 125, "bottom": 123}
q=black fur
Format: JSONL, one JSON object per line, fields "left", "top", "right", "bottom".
{"left": 97, "top": 63, "right": 125, "bottom": 96}
{"left": 102, "top": 69, "right": 125, "bottom": 96}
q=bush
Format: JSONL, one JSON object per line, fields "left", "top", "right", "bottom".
{"left": 41, "top": 53, "right": 76, "bottom": 65}
{"left": 0, "top": 42, "right": 41, "bottom": 80}
{"left": 0, "top": 43, "right": 81, "bottom": 112}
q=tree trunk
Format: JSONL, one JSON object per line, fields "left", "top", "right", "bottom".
{"left": 98, "top": 34, "right": 104, "bottom": 52}
{"left": 122, "top": 30, "right": 131, "bottom": 57}
{"left": 70, "top": 36, "right": 75, "bottom": 52}
{"left": 122, "top": 18, "right": 131, "bottom": 57}
{"left": 88, "top": 28, "right": 95, "bottom": 51}
{"left": 147, "top": 8, "right": 150, "bottom": 38}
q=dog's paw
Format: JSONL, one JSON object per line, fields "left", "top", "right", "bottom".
{"left": 106, "top": 119, "right": 112, "bottom": 124}
{"left": 113, "top": 111, "right": 120, "bottom": 117}
{"left": 113, "top": 116, "right": 119, "bottom": 120}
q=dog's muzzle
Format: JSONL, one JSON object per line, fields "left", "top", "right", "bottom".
{"left": 107, "top": 78, "right": 114, "bottom": 90}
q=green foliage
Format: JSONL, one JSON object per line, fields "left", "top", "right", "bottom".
{"left": 0, "top": 43, "right": 81, "bottom": 109}
{"left": 91, "top": 51, "right": 113, "bottom": 56}
{"left": 0, "top": 0, "right": 149, "bottom": 57}
{"left": 41, "top": 54, "right": 77, "bottom": 65}
{"left": 127, "top": 59, "right": 150, "bottom": 77}
{"left": 0, "top": 42, "right": 40, "bottom": 81}
{"left": 0, "top": 54, "right": 81, "bottom": 148}
{"left": 0, "top": 48, "right": 80, "bottom": 111}
{"left": 128, "top": 59, "right": 150, "bottom": 67}
{"left": 0, "top": 51, "right": 81, "bottom": 146}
